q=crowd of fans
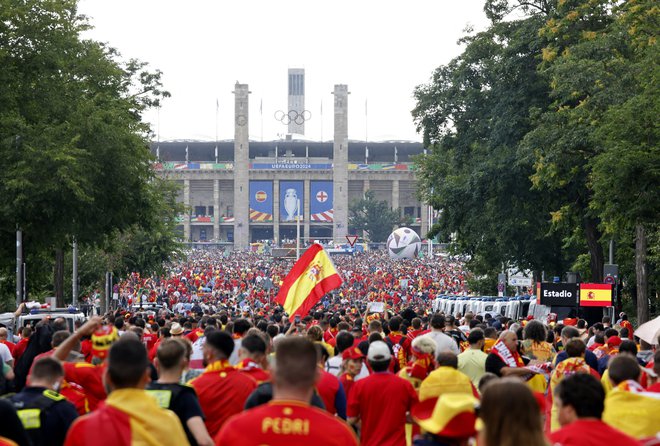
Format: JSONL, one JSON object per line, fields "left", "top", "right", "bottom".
{"left": 0, "top": 249, "right": 658, "bottom": 446}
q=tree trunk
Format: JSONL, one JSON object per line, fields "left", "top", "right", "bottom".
{"left": 636, "top": 223, "right": 649, "bottom": 324}
{"left": 584, "top": 216, "right": 604, "bottom": 282}
{"left": 54, "top": 248, "right": 64, "bottom": 307}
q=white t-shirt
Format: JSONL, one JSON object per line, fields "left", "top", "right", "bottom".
{"left": 0, "top": 343, "right": 12, "bottom": 364}
{"left": 425, "top": 330, "right": 460, "bottom": 355}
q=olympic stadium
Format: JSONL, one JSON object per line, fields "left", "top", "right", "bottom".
{"left": 151, "top": 72, "right": 430, "bottom": 250}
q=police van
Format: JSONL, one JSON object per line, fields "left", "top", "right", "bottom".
{"left": 9, "top": 302, "right": 86, "bottom": 335}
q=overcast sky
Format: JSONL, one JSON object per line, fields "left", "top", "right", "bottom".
{"left": 77, "top": 1, "right": 489, "bottom": 143}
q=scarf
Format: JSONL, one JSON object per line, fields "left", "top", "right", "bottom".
{"left": 100, "top": 388, "right": 188, "bottom": 446}
{"left": 204, "top": 359, "right": 235, "bottom": 374}
{"left": 237, "top": 358, "right": 262, "bottom": 372}
{"left": 491, "top": 339, "right": 525, "bottom": 368}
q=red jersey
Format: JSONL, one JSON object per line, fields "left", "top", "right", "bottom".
{"left": 142, "top": 332, "right": 158, "bottom": 352}
{"left": 215, "top": 400, "right": 358, "bottom": 446}
{"left": 190, "top": 359, "right": 257, "bottom": 437}
{"left": 339, "top": 373, "right": 356, "bottom": 402}
{"left": 316, "top": 368, "right": 341, "bottom": 416}
{"left": 60, "top": 380, "right": 90, "bottom": 415}
{"left": 185, "top": 328, "right": 204, "bottom": 343}
{"left": 148, "top": 339, "right": 161, "bottom": 361}
{"left": 80, "top": 339, "right": 93, "bottom": 362}
{"left": 13, "top": 337, "right": 29, "bottom": 361}
{"left": 347, "top": 371, "right": 418, "bottom": 446}
{"left": 237, "top": 358, "right": 271, "bottom": 384}
{"left": 549, "top": 419, "right": 641, "bottom": 446}
{"left": 63, "top": 362, "right": 107, "bottom": 411}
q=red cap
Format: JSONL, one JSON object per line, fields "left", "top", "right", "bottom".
{"left": 342, "top": 346, "right": 365, "bottom": 361}
{"left": 607, "top": 336, "right": 622, "bottom": 347}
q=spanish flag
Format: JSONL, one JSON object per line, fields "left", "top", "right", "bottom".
{"left": 579, "top": 283, "right": 613, "bottom": 307}
{"left": 275, "top": 244, "right": 342, "bottom": 317}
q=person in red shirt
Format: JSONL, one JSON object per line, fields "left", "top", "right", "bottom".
{"left": 215, "top": 337, "right": 358, "bottom": 446}
{"left": 64, "top": 337, "right": 188, "bottom": 446}
{"left": 339, "top": 346, "right": 364, "bottom": 402}
{"left": 347, "top": 340, "right": 418, "bottom": 446}
{"left": 12, "top": 326, "right": 32, "bottom": 362}
{"left": 190, "top": 329, "right": 257, "bottom": 437}
{"left": 647, "top": 351, "right": 660, "bottom": 393}
{"left": 314, "top": 344, "right": 347, "bottom": 419}
{"left": 549, "top": 373, "right": 640, "bottom": 446}
{"left": 54, "top": 317, "right": 115, "bottom": 411}
{"left": 236, "top": 334, "right": 271, "bottom": 384}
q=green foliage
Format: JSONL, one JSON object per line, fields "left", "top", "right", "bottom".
{"left": 348, "top": 191, "right": 403, "bottom": 243}
{"left": 413, "top": 10, "right": 571, "bottom": 282}
{"left": 0, "top": 0, "right": 177, "bottom": 306}
{"left": 413, "top": 0, "right": 658, "bottom": 315}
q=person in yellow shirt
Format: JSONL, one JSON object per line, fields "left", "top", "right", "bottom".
{"left": 457, "top": 329, "right": 488, "bottom": 389}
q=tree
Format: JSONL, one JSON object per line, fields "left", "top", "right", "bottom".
{"left": 588, "top": 0, "right": 659, "bottom": 323}
{"left": 348, "top": 191, "right": 402, "bottom": 243}
{"left": 412, "top": 3, "right": 573, "bottom": 292}
{"left": 0, "top": 0, "right": 174, "bottom": 307}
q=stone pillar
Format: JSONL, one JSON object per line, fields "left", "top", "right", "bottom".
{"left": 421, "top": 204, "right": 430, "bottom": 235}
{"left": 363, "top": 179, "right": 370, "bottom": 196}
{"left": 304, "top": 179, "right": 310, "bottom": 242}
{"left": 273, "top": 180, "right": 280, "bottom": 244}
{"left": 213, "top": 179, "right": 220, "bottom": 241}
{"left": 183, "top": 178, "right": 191, "bottom": 241}
{"left": 233, "top": 82, "right": 250, "bottom": 250}
{"left": 392, "top": 179, "right": 400, "bottom": 216}
{"left": 332, "top": 85, "right": 349, "bottom": 244}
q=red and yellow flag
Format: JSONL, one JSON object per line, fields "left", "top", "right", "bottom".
{"left": 579, "top": 283, "right": 612, "bottom": 307}
{"left": 275, "top": 244, "right": 342, "bottom": 317}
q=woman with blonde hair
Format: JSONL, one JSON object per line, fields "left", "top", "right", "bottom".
{"left": 479, "top": 378, "right": 548, "bottom": 446}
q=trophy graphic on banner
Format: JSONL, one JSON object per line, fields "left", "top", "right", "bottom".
{"left": 284, "top": 188, "right": 299, "bottom": 221}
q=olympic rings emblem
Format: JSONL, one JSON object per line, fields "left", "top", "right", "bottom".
{"left": 274, "top": 110, "right": 312, "bottom": 125}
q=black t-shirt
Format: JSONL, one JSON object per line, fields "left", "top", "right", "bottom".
{"left": 485, "top": 353, "right": 507, "bottom": 377}
{"left": 146, "top": 382, "right": 205, "bottom": 446}
{"left": 485, "top": 353, "right": 531, "bottom": 377}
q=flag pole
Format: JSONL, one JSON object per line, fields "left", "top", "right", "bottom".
{"left": 296, "top": 199, "right": 301, "bottom": 260}
{"left": 215, "top": 98, "right": 219, "bottom": 159}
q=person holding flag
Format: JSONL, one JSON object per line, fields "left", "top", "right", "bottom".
{"left": 275, "top": 244, "right": 343, "bottom": 320}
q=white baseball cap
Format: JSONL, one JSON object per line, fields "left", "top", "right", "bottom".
{"left": 367, "top": 340, "right": 392, "bottom": 362}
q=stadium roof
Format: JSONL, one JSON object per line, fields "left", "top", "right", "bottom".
{"left": 151, "top": 140, "right": 427, "bottom": 163}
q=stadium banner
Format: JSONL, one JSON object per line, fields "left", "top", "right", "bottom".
{"left": 280, "top": 181, "right": 304, "bottom": 222}
{"left": 251, "top": 162, "right": 333, "bottom": 170}
{"left": 249, "top": 181, "right": 273, "bottom": 222}
{"left": 579, "top": 283, "right": 613, "bottom": 307}
{"left": 539, "top": 283, "right": 579, "bottom": 306}
{"left": 310, "top": 181, "right": 333, "bottom": 222}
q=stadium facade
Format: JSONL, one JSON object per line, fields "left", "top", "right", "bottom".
{"left": 151, "top": 82, "right": 430, "bottom": 250}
